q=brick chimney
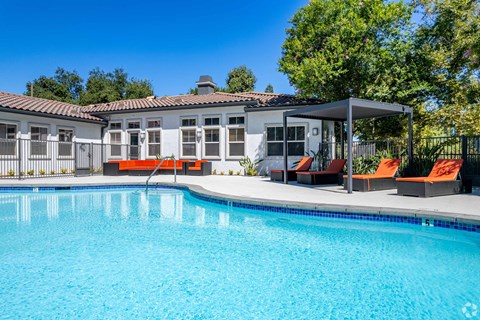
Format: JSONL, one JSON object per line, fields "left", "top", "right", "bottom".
{"left": 196, "top": 75, "right": 216, "bottom": 95}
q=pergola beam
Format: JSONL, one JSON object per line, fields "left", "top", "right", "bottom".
{"left": 282, "top": 98, "right": 413, "bottom": 194}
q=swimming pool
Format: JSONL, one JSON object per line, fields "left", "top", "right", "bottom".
{"left": 0, "top": 187, "right": 479, "bottom": 319}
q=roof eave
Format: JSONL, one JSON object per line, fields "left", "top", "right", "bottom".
{"left": 0, "top": 107, "right": 106, "bottom": 125}
{"left": 86, "top": 100, "right": 258, "bottom": 115}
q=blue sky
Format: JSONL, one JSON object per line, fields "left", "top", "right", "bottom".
{"left": 0, "top": 0, "right": 308, "bottom": 96}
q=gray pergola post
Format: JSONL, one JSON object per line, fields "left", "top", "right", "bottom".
{"left": 283, "top": 114, "right": 288, "bottom": 184}
{"left": 340, "top": 121, "right": 345, "bottom": 159}
{"left": 346, "top": 100, "right": 353, "bottom": 193}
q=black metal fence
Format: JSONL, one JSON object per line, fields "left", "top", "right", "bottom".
{"left": 320, "top": 135, "right": 480, "bottom": 185}
{"left": 0, "top": 138, "right": 141, "bottom": 179}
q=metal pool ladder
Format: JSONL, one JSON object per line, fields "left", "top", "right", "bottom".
{"left": 146, "top": 155, "right": 177, "bottom": 192}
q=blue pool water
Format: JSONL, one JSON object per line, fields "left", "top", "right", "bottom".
{"left": 0, "top": 188, "right": 479, "bottom": 319}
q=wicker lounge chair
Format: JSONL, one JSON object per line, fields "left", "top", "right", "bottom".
{"left": 270, "top": 157, "right": 313, "bottom": 181}
{"left": 297, "top": 159, "right": 347, "bottom": 185}
{"left": 343, "top": 159, "right": 401, "bottom": 191}
{"left": 396, "top": 159, "right": 464, "bottom": 197}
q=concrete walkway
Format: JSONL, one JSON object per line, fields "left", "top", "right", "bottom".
{"left": 0, "top": 175, "right": 479, "bottom": 223}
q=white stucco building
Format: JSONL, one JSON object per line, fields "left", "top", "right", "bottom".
{"left": 0, "top": 76, "right": 333, "bottom": 177}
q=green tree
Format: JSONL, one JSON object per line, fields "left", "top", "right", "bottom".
{"left": 278, "top": 0, "right": 431, "bottom": 139}
{"left": 415, "top": 0, "right": 480, "bottom": 135}
{"left": 26, "top": 68, "right": 83, "bottom": 103}
{"left": 26, "top": 67, "right": 153, "bottom": 106}
{"left": 265, "top": 84, "right": 274, "bottom": 93}
{"left": 226, "top": 65, "right": 257, "bottom": 93}
{"left": 187, "top": 86, "right": 226, "bottom": 95}
{"left": 125, "top": 79, "right": 154, "bottom": 99}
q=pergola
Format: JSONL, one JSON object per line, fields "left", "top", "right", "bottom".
{"left": 283, "top": 98, "right": 413, "bottom": 193}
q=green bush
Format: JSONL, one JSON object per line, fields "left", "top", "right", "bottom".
{"left": 239, "top": 156, "right": 263, "bottom": 176}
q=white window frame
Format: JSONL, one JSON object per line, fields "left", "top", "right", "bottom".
{"left": 265, "top": 123, "right": 308, "bottom": 159}
{"left": 57, "top": 127, "right": 75, "bottom": 158}
{"left": 110, "top": 121, "right": 123, "bottom": 130}
{"left": 202, "top": 115, "right": 221, "bottom": 159}
{"left": 127, "top": 119, "right": 142, "bottom": 130}
{"left": 226, "top": 114, "right": 246, "bottom": 159}
{"left": 146, "top": 118, "right": 162, "bottom": 159}
{"left": 29, "top": 124, "right": 50, "bottom": 158}
{"left": 179, "top": 116, "right": 198, "bottom": 159}
{"left": 0, "top": 121, "right": 19, "bottom": 158}
{"left": 109, "top": 131, "right": 122, "bottom": 159}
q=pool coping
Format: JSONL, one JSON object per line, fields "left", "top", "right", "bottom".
{"left": 0, "top": 181, "right": 479, "bottom": 231}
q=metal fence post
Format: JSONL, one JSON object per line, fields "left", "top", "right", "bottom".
{"left": 18, "top": 138, "right": 22, "bottom": 180}
{"left": 90, "top": 142, "right": 93, "bottom": 175}
{"left": 461, "top": 135, "right": 467, "bottom": 178}
{"left": 74, "top": 141, "right": 77, "bottom": 177}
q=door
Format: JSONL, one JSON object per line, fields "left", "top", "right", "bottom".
{"left": 75, "top": 142, "right": 91, "bottom": 176}
{"left": 129, "top": 132, "right": 140, "bottom": 160}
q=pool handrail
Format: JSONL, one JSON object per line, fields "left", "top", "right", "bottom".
{"left": 146, "top": 155, "right": 176, "bottom": 192}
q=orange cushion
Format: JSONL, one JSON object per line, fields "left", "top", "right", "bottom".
{"left": 343, "top": 174, "right": 394, "bottom": 180}
{"left": 295, "top": 157, "right": 313, "bottom": 171}
{"left": 325, "top": 159, "right": 347, "bottom": 174}
{"left": 428, "top": 159, "right": 463, "bottom": 180}
{"left": 374, "top": 159, "right": 401, "bottom": 176}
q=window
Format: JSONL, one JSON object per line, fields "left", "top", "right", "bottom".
{"left": 204, "top": 117, "right": 220, "bottom": 126}
{"left": 204, "top": 128, "right": 220, "bottom": 157}
{"left": 227, "top": 116, "right": 245, "bottom": 158}
{"left": 110, "top": 122, "right": 122, "bottom": 130}
{"left": 147, "top": 131, "right": 161, "bottom": 157}
{"left": 228, "top": 128, "right": 245, "bottom": 157}
{"left": 181, "top": 118, "right": 196, "bottom": 127}
{"left": 228, "top": 116, "right": 245, "bottom": 125}
{"left": 30, "top": 126, "right": 48, "bottom": 156}
{"left": 110, "top": 132, "right": 122, "bottom": 157}
{"left": 147, "top": 120, "right": 161, "bottom": 128}
{"left": 0, "top": 123, "right": 17, "bottom": 156}
{"left": 127, "top": 121, "right": 140, "bottom": 129}
{"left": 266, "top": 125, "right": 305, "bottom": 157}
{"left": 58, "top": 128, "right": 73, "bottom": 157}
{"left": 181, "top": 129, "right": 196, "bottom": 157}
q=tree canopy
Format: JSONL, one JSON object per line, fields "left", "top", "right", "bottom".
{"left": 26, "top": 67, "right": 154, "bottom": 106}
{"left": 226, "top": 65, "right": 257, "bottom": 93}
{"left": 279, "top": 0, "right": 480, "bottom": 138}
{"left": 265, "top": 84, "right": 274, "bottom": 93}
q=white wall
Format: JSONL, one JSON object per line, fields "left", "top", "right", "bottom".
{"left": 246, "top": 110, "right": 327, "bottom": 175}
{"left": 102, "top": 105, "right": 334, "bottom": 174}
{"left": 0, "top": 112, "right": 103, "bottom": 142}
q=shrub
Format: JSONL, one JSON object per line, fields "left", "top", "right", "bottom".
{"left": 212, "top": 169, "right": 217, "bottom": 175}
{"left": 228, "top": 170, "right": 233, "bottom": 175}
{"left": 27, "top": 170, "right": 35, "bottom": 176}
{"left": 8, "top": 170, "right": 15, "bottom": 176}
{"left": 39, "top": 169, "right": 46, "bottom": 175}
{"left": 50, "top": 170, "right": 55, "bottom": 175}
{"left": 220, "top": 171, "right": 225, "bottom": 175}
{"left": 61, "top": 168, "right": 67, "bottom": 174}
{"left": 239, "top": 156, "right": 263, "bottom": 176}
{"left": 236, "top": 171, "right": 241, "bottom": 175}
{"left": 71, "top": 169, "right": 75, "bottom": 174}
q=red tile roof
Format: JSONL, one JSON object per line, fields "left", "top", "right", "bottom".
{"left": 0, "top": 92, "right": 104, "bottom": 123}
{"left": 82, "top": 93, "right": 257, "bottom": 113}
{"left": 83, "top": 92, "right": 321, "bottom": 113}
{"left": 225, "top": 92, "right": 321, "bottom": 107}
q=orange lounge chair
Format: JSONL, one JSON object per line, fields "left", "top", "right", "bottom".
{"left": 297, "top": 159, "right": 347, "bottom": 185}
{"left": 396, "top": 159, "right": 464, "bottom": 197}
{"left": 270, "top": 157, "right": 313, "bottom": 181}
{"left": 343, "top": 159, "right": 401, "bottom": 191}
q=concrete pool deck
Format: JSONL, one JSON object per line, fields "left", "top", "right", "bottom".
{"left": 0, "top": 175, "right": 479, "bottom": 224}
